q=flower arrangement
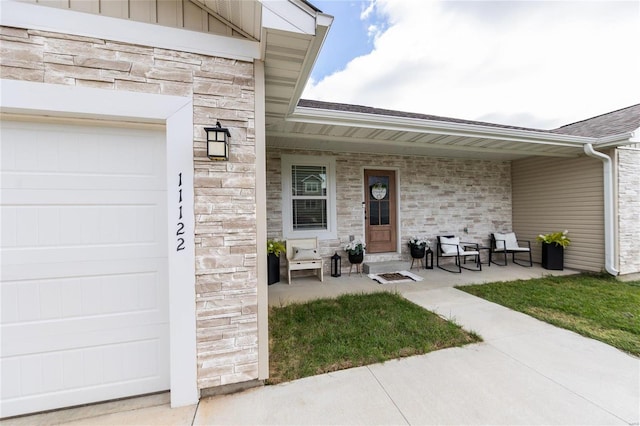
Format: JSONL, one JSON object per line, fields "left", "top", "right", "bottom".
{"left": 537, "top": 230, "right": 571, "bottom": 248}
{"left": 408, "top": 236, "right": 430, "bottom": 248}
{"left": 267, "top": 239, "right": 286, "bottom": 256}
{"left": 344, "top": 238, "right": 366, "bottom": 255}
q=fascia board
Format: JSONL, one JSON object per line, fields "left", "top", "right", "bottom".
{"left": 285, "top": 13, "right": 333, "bottom": 114}
{"left": 0, "top": 0, "right": 260, "bottom": 62}
{"left": 288, "top": 107, "right": 596, "bottom": 148}
{"left": 262, "top": 0, "right": 317, "bottom": 34}
{"left": 594, "top": 127, "right": 640, "bottom": 147}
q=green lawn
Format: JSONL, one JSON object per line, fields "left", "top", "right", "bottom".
{"left": 458, "top": 274, "right": 640, "bottom": 356}
{"left": 268, "top": 292, "right": 480, "bottom": 384}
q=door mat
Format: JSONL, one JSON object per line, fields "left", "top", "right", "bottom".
{"left": 368, "top": 270, "right": 423, "bottom": 284}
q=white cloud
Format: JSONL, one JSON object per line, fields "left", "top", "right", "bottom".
{"left": 303, "top": 0, "right": 640, "bottom": 129}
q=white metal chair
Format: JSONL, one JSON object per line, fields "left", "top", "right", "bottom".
{"left": 436, "top": 235, "right": 481, "bottom": 273}
{"left": 490, "top": 232, "right": 532, "bottom": 267}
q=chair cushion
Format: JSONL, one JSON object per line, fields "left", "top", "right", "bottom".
{"left": 495, "top": 232, "right": 518, "bottom": 250}
{"left": 440, "top": 237, "right": 460, "bottom": 254}
{"left": 292, "top": 247, "right": 321, "bottom": 260}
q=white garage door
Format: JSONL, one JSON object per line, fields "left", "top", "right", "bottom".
{"left": 1, "top": 119, "right": 170, "bottom": 418}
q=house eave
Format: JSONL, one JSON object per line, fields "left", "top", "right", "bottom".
{"left": 262, "top": 4, "right": 333, "bottom": 126}
{"left": 593, "top": 127, "right": 640, "bottom": 148}
{"left": 266, "top": 105, "right": 595, "bottom": 160}
{"left": 290, "top": 106, "right": 594, "bottom": 148}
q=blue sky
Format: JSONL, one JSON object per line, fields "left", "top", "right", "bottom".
{"left": 310, "top": 1, "right": 379, "bottom": 80}
{"left": 303, "top": 0, "right": 640, "bottom": 129}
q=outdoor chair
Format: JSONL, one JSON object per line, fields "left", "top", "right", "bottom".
{"left": 490, "top": 232, "right": 532, "bottom": 267}
{"left": 286, "top": 237, "right": 323, "bottom": 283}
{"left": 436, "top": 235, "right": 481, "bottom": 273}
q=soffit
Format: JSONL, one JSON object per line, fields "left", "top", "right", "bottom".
{"left": 267, "top": 106, "right": 594, "bottom": 161}
{"left": 263, "top": 29, "right": 316, "bottom": 125}
{"left": 262, "top": 11, "right": 331, "bottom": 127}
{"left": 190, "top": 0, "right": 331, "bottom": 126}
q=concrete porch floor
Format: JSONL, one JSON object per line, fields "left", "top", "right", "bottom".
{"left": 6, "top": 264, "right": 637, "bottom": 426}
{"left": 268, "top": 262, "right": 578, "bottom": 307}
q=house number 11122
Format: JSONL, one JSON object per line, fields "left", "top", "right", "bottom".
{"left": 176, "top": 172, "right": 185, "bottom": 252}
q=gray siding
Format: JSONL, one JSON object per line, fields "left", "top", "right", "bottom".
{"left": 512, "top": 156, "right": 604, "bottom": 272}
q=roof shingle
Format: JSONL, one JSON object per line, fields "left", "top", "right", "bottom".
{"left": 551, "top": 104, "right": 640, "bottom": 138}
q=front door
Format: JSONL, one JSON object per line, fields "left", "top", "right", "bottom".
{"left": 364, "top": 169, "right": 397, "bottom": 253}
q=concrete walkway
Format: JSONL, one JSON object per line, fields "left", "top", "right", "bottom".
{"left": 193, "top": 287, "right": 639, "bottom": 425}
{"left": 6, "top": 276, "right": 639, "bottom": 425}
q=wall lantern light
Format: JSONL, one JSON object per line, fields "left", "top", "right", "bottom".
{"left": 331, "top": 252, "right": 342, "bottom": 277}
{"left": 205, "top": 121, "right": 231, "bottom": 161}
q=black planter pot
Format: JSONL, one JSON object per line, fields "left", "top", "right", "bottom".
{"left": 542, "top": 243, "right": 564, "bottom": 270}
{"left": 410, "top": 245, "right": 426, "bottom": 259}
{"left": 348, "top": 252, "right": 364, "bottom": 265}
{"left": 268, "top": 253, "right": 280, "bottom": 285}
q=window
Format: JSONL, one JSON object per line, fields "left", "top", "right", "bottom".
{"left": 281, "top": 155, "right": 336, "bottom": 239}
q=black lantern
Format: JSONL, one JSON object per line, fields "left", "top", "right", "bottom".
{"left": 331, "top": 252, "right": 341, "bottom": 277}
{"left": 425, "top": 247, "right": 434, "bottom": 269}
{"left": 205, "top": 121, "right": 231, "bottom": 161}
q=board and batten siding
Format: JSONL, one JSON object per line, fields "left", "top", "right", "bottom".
{"left": 23, "top": 0, "right": 239, "bottom": 37}
{"left": 512, "top": 156, "right": 605, "bottom": 272}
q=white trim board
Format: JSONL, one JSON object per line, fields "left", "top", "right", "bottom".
{"left": 0, "top": 78, "right": 199, "bottom": 409}
{"left": 0, "top": 0, "right": 260, "bottom": 62}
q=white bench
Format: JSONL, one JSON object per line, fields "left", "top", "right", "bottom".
{"left": 286, "top": 238, "right": 323, "bottom": 284}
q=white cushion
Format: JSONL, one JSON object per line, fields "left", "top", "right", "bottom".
{"left": 292, "top": 247, "right": 321, "bottom": 260}
{"left": 494, "top": 232, "right": 519, "bottom": 250}
{"left": 459, "top": 249, "right": 479, "bottom": 256}
{"left": 440, "top": 237, "right": 460, "bottom": 254}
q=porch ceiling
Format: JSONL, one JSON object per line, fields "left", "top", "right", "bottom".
{"left": 266, "top": 104, "right": 594, "bottom": 161}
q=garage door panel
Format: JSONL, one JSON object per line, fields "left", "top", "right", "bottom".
{"left": 1, "top": 122, "right": 164, "bottom": 184}
{"left": 2, "top": 174, "right": 167, "bottom": 191}
{"left": 2, "top": 320, "right": 169, "bottom": 357}
{"left": 1, "top": 119, "right": 170, "bottom": 417}
{"left": 1, "top": 253, "right": 166, "bottom": 276}
{"left": 2, "top": 191, "right": 167, "bottom": 250}
{"left": 1, "top": 337, "right": 169, "bottom": 414}
{"left": 1, "top": 266, "right": 166, "bottom": 325}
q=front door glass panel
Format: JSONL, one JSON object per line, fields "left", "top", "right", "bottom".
{"left": 369, "top": 176, "right": 390, "bottom": 226}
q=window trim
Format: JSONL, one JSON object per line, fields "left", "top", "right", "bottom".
{"left": 281, "top": 154, "right": 337, "bottom": 240}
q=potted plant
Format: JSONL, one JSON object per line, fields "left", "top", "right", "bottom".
{"left": 537, "top": 230, "right": 570, "bottom": 270}
{"left": 267, "top": 239, "right": 286, "bottom": 284}
{"left": 408, "top": 236, "right": 430, "bottom": 259}
{"left": 344, "top": 238, "right": 366, "bottom": 265}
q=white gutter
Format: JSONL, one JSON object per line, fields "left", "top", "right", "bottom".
{"left": 288, "top": 106, "right": 594, "bottom": 149}
{"left": 583, "top": 144, "right": 619, "bottom": 276}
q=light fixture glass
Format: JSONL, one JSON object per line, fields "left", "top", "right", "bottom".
{"left": 205, "top": 122, "right": 231, "bottom": 161}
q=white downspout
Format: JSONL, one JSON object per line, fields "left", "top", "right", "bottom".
{"left": 584, "top": 144, "right": 619, "bottom": 276}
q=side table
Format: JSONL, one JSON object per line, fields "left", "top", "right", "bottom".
{"left": 464, "top": 245, "right": 491, "bottom": 266}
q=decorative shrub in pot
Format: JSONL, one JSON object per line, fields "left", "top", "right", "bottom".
{"left": 537, "top": 230, "right": 570, "bottom": 270}
{"left": 408, "top": 236, "right": 430, "bottom": 259}
{"left": 344, "top": 238, "right": 366, "bottom": 264}
{"left": 267, "top": 239, "right": 286, "bottom": 284}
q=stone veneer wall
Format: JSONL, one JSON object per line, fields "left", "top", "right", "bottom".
{"left": 267, "top": 148, "right": 512, "bottom": 269}
{"left": 617, "top": 147, "right": 640, "bottom": 275}
{"left": 1, "top": 26, "right": 258, "bottom": 389}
